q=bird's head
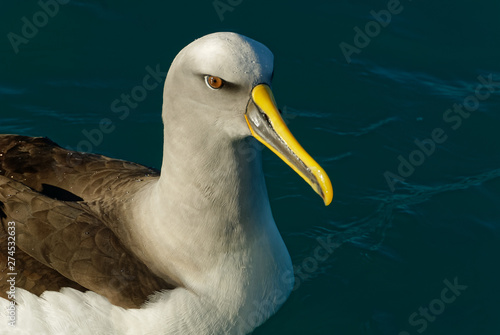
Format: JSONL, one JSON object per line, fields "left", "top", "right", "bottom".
{"left": 162, "top": 32, "right": 332, "bottom": 205}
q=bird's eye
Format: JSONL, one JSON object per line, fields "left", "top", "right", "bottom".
{"left": 205, "top": 75, "right": 224, "bottom": 89}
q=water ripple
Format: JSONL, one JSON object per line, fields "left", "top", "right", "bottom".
{"left": 0, "top": 84, "right": 25, "bottom": 95}
{"left": 361, "top": 61, "right": 500, "bottom": 103}
{"left": 316, "top": 116, "right": 398, "bottom": 136}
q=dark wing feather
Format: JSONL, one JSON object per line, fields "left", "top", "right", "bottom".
{"left": 0, "top": 135, "right": 175, "bottom": 308}
{"left": 0, "top": 135, "right": 158, "bottom": 201}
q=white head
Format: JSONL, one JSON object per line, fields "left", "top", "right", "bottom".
{"left": 161, "top": 32, "right": 333, "bottom": 205}
{"left": 162, "top": 32, "right": 273, "bottom": 138}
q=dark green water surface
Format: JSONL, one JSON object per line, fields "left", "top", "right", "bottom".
{"left": 1, "top": 1, "right": 499, "bottom": 334}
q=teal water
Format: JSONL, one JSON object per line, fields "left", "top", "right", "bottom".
{"left": 1, "top": 1, "right": 499, "bottom": 334}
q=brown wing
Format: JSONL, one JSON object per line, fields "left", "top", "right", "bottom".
{"left": 0, "top": 135, "right": 175, "bottom": 308}
{"left": 0, "top": 135, "right": 158, "bottom": 202}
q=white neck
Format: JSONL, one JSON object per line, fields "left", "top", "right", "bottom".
{"left": 122, "top": 111, "right": 294, "bottom": 333}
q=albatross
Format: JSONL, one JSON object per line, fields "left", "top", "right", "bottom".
{"left": 0, "top": 32, "right": 332, "bottom": 334}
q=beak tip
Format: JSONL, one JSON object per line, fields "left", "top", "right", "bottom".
{"left": 322, "top": 190, "right": 333, "bottom": 206}
{"left": 316, "top": 169, "right": 333, "bottom": 206}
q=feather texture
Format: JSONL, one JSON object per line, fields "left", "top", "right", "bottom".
{"left": 0, "top": 135, "right": 175, "bottom": 308}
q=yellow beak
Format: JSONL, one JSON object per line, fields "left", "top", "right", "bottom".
{"left": 245, "top": 84, "right": 333, "bottom": 206}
